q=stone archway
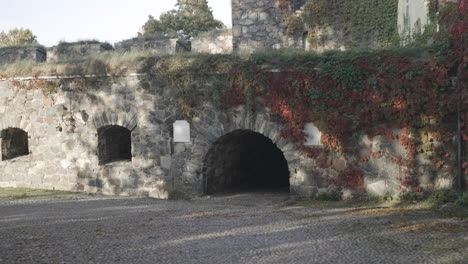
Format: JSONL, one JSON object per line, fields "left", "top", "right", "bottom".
{"left": 178, "top": 105, "right": 319, "bottom": 198}
{"left": 202, "top": 129, "right": 290, "bottom": 194}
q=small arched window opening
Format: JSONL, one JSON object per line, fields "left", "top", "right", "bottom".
{"left": 1, "top": 128, "right": 29, "bottom": 161}
{"left": 98, "top": 125, "right": 132, "bottom": 165}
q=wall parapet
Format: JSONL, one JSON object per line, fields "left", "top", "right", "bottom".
{"left": 47, "top": 41, "right": 114, "bottom": 63}
{"left": 0, "top": 46, "right": 46, "bottom": 65}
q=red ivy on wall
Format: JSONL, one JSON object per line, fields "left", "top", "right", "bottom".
{"left": 221, "top": 2, "right": 468, "bottom": 190}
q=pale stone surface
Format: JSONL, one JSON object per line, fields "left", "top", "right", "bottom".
{"left": 191, "top": 32, "right": 233, "bottom": 54}
{"left": 115, "top": 32, "right": 232, "bottom": 55}
{"left": 304, "top": 123, "right": 323, "bottom": 146}
{"left": 398, "top": 0, "right": 430, "bottom": 38}
{"left": 0, "top": 72, "right": 458, "bottom": 199}
{"left": 366, "top": 180, "right": 399, "bottom": 196}
{"left": 435, "top": 177, "right": 454, "bottom": 190}
{"left": 173, "top": 120, "right": 190, "bottom": 143}
{"left": 115, "top": 38, "right": 181, "bottom": 54}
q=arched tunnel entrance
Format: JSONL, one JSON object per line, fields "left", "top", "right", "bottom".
{"left": 202, "top": 129, "right": 290, "bottom": 194}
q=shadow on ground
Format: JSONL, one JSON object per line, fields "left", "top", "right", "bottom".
{"left": 0, "top": 192, "right": 466, "bottom": 264}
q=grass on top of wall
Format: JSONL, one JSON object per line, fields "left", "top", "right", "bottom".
{"left": 0, "top": 46, "right": 434, "bottom": 79}
{"left": 0, "top": 50, "right": 155, "bottom": 78}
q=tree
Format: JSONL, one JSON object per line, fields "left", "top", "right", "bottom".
{"left": 0, "top": 28, "right": 37, "bottom": 47}
{"left": 142, "top": 0, "right": 224, "bottom": 39}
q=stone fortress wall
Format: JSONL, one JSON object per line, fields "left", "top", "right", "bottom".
{"left": 0, "top": 0, "right": 442, "bottom": 63}
{"left": 0, "top": 46, "right": 46, "bottom": 65}
{"left": 47, "top": 42, "right": 114, "bottom": 63}
{"left": 0, "top": 30, "right": 233, "bottom": 65}
{"left": 0, "top": 0, "right": 463, "bottom": 199}
{"left": 231, "top": 0, "right": 292, "bottom": 53}
{"left": 0, "top": 75, "right": 329, "bottom": 199}
{"left": 0, "top": 72, "right": 460, "bottom": 199}
{"left": 114, "top": 30, "right": 233, "bottom": 55}
{"left": 231, "top": 0, "right": 443, "bottom": 53}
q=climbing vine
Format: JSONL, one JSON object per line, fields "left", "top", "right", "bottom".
{"left": 279, "top": 0, "right": 444, "bottom": 49}
{"left": 279, "top": 0, "right": 400, "bottom": 47}
{"left": 7, "top": 72, "right": 62, "bottom": 96}
{"left": 135, "top": 44, "right": 459, "bottom": 192}
{"left": 138, "top": 1, "right": 465, "bottom": 191}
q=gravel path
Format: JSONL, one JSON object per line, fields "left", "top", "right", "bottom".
{"left": 0, "top": 191, "right": 466, "bottom": 264}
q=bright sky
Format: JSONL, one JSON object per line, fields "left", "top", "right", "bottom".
{"left": 0, "top": 0, "right": 232, "bottom": 47}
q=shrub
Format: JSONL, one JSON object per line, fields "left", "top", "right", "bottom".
{"left": 428, "top": 190, "right": 459, "bottom": 206}
{"left": 0, "top": 28, "right": 37, "bottom": 47}
{"left": 315, "top": 191, "right": 342, "bottom": 201}
{"left": 397, "top": 190, "right": 425, "bottom": 203}
{"left": 454, "top": 192, "right": 468, "bottom": 207}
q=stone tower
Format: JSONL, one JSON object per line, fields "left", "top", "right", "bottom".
{"left": 231, "top": 0, "right": 289, "bottom": 53}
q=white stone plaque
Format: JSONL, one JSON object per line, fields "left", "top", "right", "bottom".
{"left": 173, "top": 120, "right": 190, "bottom": 143}
{"left": 397, "top": 0, "right": 429, "bottom": 38}
{"left": 304, "top": 122, "right": 323, "bottom": 146}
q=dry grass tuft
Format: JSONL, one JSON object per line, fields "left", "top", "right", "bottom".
{"left": 185, "top": 211, "right": 223, "bottom": 218}
{"left": 0, "top": 51, "right": 155, "bottom": 78}
{"left": 343, "top": 207, "right": 418, "bottom": 217}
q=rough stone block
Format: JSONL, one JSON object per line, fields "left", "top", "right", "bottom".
{"left": 160, "top": 155, "right": 172, "bottom": 170}
{"left": 366, "top": 180, "right": 399, "bottom": 196}
{"left": 292, "top": 185, "right": 318, "bottom": 198}
{"left": 0, "top": 46, "right": 46, "bottom": 65}
{"left": 47, "top": 42, "right": 113, "bottom": 63}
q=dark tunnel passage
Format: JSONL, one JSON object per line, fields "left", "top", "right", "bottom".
{"left": 203, "top": 129, "right": 290, "bottom": 194}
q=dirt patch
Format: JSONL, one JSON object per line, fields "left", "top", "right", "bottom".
{"left": 342, "top": 207, "right": 419, "bottom": 217}
{"left": 184, "top": 211, "right": 224, "bottom": 218}
{"left": 389, "top": 221, "right": 468, "bottom": 233}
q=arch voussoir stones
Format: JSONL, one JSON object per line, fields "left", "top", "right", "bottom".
{"left": 195, "top": 104, "right": 320, "bottom": 199}
{"left": 93, "top": 111, "right": 138, "bottom": 131}
{"left": 0, "top": 75, "right": 322, "bottom": 200}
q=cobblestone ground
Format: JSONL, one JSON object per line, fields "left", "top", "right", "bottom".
{"left": 0, "top": 191, "right": 466, "bottom": 264}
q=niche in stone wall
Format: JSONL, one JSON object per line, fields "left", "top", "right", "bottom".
{"left": 98, "top": 125, "right": 132, "bottom": 165}
{"left": 1, "top": 128, "right": 29, "bottom": 161}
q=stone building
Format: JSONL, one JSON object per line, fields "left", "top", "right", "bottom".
{"left": 115, "top": 30, "right": 232, "bottom": 54}
{"left": 0, "top": 75, "right": 325, "bottom": 198}
{"left": 0, "top": 70, "right": 460, "bottom": 199}
{"left": 231, "top": 0, "right": 444, "bottom": 53}
{"left": 0, "top": 46, "right": 46, "bottom": 65}
{"left": 232, "top": 0, "right": 290, "bottom": 53}
{"left": 0, "top": 0, "right": 463, "bottom": 199}
{"left": 47, "top": 41, "right": 114, "bottom": 63}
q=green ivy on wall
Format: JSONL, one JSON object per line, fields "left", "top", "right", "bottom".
{"left": 301, "top": 0, "right": 400, "bottom": 48}
{"left": 281, "top": 0, "right": 440, "bottom": 49}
